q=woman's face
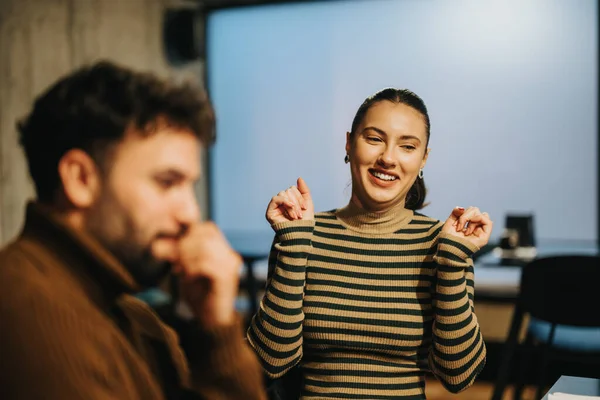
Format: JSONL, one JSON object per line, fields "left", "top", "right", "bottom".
{"left": 346, "top": 100, "right": 429, "bottom": 212}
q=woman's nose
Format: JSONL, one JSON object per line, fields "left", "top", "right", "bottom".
{"left": 378, "top": 146, "right": 396, "bottom": 167}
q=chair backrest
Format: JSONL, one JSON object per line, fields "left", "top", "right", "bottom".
{"left": 519, "top": 255, "right": 600, "bottom": 327}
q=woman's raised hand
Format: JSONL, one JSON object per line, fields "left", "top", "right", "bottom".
{"left": 265, "top": 177, "right": 315, "bottom": 225}
{"left": 441, "top": 206, "right": 493, "bottom": 249}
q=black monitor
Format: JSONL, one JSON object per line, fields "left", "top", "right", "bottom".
{"left": 505, "top": 214, "right": 536, "bottom": 248}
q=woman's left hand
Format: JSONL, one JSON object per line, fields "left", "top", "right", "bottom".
{"left": 441, "top": 206, "right": 493, "bottom": 248}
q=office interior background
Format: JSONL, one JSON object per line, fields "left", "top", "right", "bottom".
{"left": 0, "top": 0, "right": 598, "bottom": 398}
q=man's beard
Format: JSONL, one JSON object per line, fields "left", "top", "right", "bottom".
{"left": 85, "top": 192, "right": 174, "bottom": 290}
{"left": 108, "top": 241, "right": 173, "bottom": 289}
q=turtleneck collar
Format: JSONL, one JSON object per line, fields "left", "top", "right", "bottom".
{"left": 334, "top": 199, "right": 414, "bottom": 235}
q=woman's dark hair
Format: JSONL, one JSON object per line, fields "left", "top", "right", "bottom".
{"left": 17, "top": 60, "right": 215, "bottom": 203}
{"left": 349, "top": 88, "right": 430, "bottom": 210}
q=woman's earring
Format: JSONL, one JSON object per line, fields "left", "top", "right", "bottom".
{"left": 344, "top": 154, "right": 350, "bottom": 164}
{"left": 418, "top": 168, "right": 424, "bottom": 179}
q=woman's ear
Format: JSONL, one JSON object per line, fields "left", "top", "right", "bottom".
{"left": 421, "top": 147, "right": 430, "bottom": 169}
{"left": 57, "top": 149, "right": 101, "bottom": 208}
{"left": 345, "top": 131, "right": 351, "bottom": 154}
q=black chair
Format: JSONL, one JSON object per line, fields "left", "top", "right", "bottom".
{"left": 492, "top": 255, "right": 600, "bottom": 400}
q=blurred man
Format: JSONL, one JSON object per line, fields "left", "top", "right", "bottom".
{"left": 0, "top": 61, "right": 266, "bottom": 399}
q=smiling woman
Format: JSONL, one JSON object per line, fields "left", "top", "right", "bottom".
{"left": 247, "top": 88, "right": 493, "bottom": 400}
{"left": 345, "top": 90, "right": 430, "bottom": 213}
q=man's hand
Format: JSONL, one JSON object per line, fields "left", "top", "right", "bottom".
{"left": 174, "top": 222, "right": 242, "bottom": 326}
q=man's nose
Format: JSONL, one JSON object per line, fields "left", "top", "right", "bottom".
{"left": 176, "top": 187, "right": 201, "bottom": 225}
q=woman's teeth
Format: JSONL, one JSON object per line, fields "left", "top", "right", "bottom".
{"left": 371, "top": 171, "right": 397, "bottom": 181}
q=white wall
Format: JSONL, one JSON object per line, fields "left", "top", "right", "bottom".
{"left": 207, "top": 0, "right": 598, "bottom": 243}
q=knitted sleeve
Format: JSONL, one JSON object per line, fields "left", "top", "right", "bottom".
{"left": 120, "top": 296, "right": 267, "bottom": 400}
{"left": 246, "top": 219, "right": 315, "bottom": 378}
{"left": 429, "top": 231, "right": 487, "bottom": 393}
{"left": 183, "top": 317, "right": 268, "bottom": 400}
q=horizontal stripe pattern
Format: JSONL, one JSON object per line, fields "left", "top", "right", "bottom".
{"left": 248, "top": 208, "right": 486, "bottom": 399}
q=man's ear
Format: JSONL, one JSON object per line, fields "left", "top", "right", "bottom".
{"left": 57, "top": 149, "right": 101, "bottom": 208}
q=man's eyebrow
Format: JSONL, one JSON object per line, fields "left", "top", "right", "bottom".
{"left": 154, "top": 169, "right": 201, "bottom": 182}
{"left": 153, "top": 169, "right": 185, "bottom": 178}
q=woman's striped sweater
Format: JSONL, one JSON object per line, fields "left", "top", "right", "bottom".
{"left": 247, "top": 202, "right": 486, "bottom": 399}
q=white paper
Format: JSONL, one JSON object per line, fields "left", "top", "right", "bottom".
{"left": 549, "top": 393, "right": 600, "bottom": 400}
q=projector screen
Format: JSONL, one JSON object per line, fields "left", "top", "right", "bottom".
{"left": 206, "top": 0, "right": 598, "bottom": 246}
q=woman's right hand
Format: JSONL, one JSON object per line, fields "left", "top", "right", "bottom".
{"left": 266, "top": 177, "right": 315, "bottom": 225}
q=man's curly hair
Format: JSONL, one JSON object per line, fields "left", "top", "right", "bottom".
{"left": 17, "top": 60, "right": 215, "bottom": 202}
